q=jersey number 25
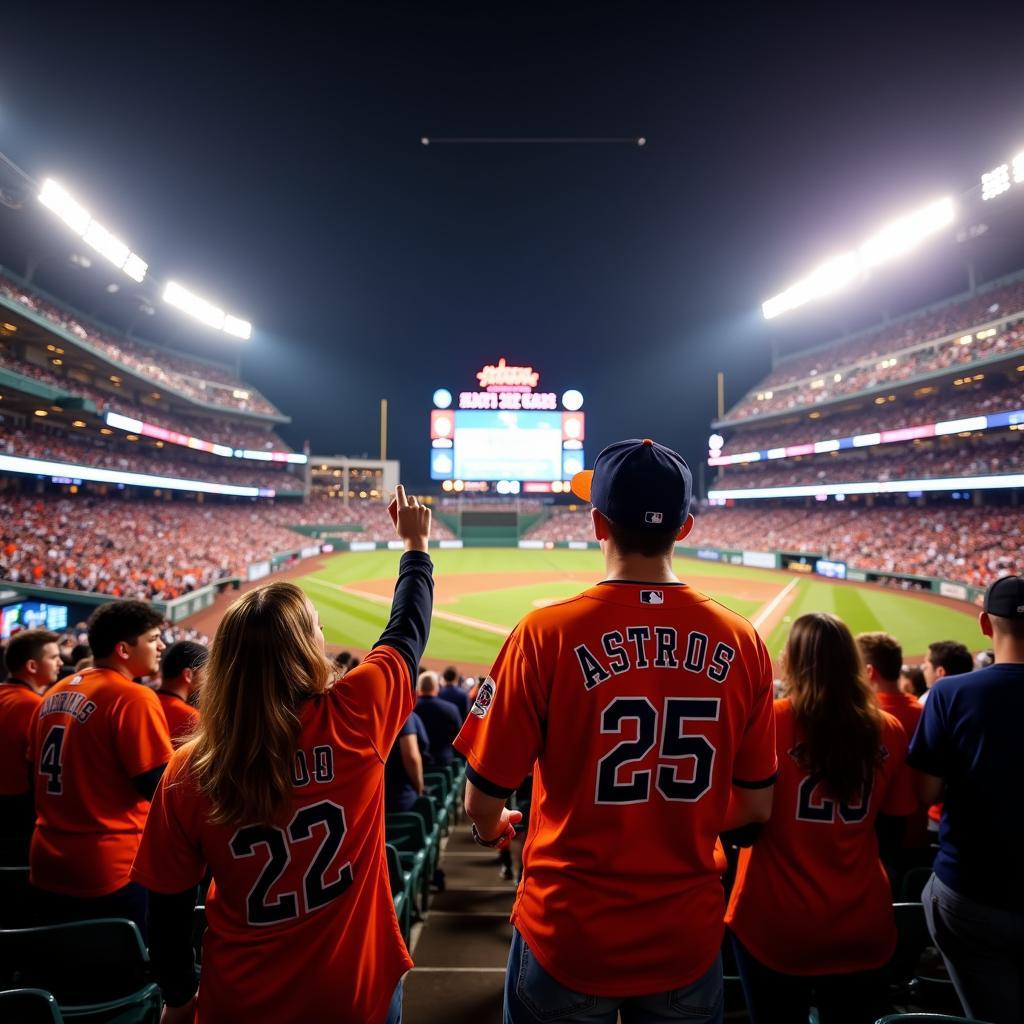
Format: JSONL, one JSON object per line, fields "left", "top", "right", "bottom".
{"left": 596, "top": 696, "right": 719, "bottom": 804}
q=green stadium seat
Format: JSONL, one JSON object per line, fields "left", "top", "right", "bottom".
{"left": 888, "top": 902, "right": 931, "bottom": 995}
{"left": 875, "top": 1015, "right": 986, "bottom": 1023}
{"left": 0, "top": 866, "right": 32, "bottom": 928}
{"left": 886, "top": 903, "right": 961, "bottom": 1015}
{"left": 386, "top": 843, "right": 413, "bottom": 944}
{"left": 385, "top": 814, "right": 429, "bottom": 918}
{"left": 0, "top": 919, "right": 151, "bottom": 1010}
{"left": 0, "top": 988, "right": 63, "bottom": 1024}
{"left": 58, "top": 984, "right": 161, "bottom": 1024}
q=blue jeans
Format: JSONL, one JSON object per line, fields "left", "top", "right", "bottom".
{"left": 384, "top": 979, "right": 403, "bottom": 1024}
{"left": 504, "top": 928, "right": 723, "bottom": 1023}
{"left": 922, "top": 872, "right": 1024, "bottom": 1024}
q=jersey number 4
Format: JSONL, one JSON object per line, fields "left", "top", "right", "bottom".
{"left": 596, "top": 696, "right": 719, "bottom": 804}
{"left": 39, "top": 725, "right": 66, "bottom": 795}
{"left": 230, "top": 800, "right": 353, "bottom": 926}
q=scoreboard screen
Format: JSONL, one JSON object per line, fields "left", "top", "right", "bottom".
{"left": 430, "top": 409, "right": 585, "bottom": 482}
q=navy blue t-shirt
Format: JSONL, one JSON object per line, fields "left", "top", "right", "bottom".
{"left": 415, "top": 695, "right": 462, "bottom": 766}
{"left": 385, "top": 711, "right": 430, "bottom": 813}
{"left": 907, "top": 661, "right": 1024, "bottom": 910}
{"left": 438, "top": 685, "right": 470, "bottom": 722}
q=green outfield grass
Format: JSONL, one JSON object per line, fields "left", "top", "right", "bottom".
{"left": 295, "top": 548, "right": 984, "bottom": 667}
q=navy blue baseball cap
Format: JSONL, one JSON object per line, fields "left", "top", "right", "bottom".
{"left": 984, "top": 575, "right": 1024, "bottom": 619}
{"left": 570, "top": 438, "right": 692, "bottom": 531}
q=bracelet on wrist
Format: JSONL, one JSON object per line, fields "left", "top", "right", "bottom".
{"left": 471, "top": 822, "right": 515, "bottom": 850}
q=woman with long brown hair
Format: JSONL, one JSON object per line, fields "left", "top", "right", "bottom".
{"left": 725, "top": 612, "right": 916, "bottom": 1024}
{"left": 132, "top": 487, "right": 433, "bottom": 1023}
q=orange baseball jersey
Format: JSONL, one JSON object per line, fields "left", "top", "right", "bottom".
{"left": 156, "top": 690, "right": 200, "bottom": 748}
{"left": 0, "top": 680, "right": 41, "bottom": 796}
{"left": 725, "top": 698, "right": 916, "bottom": 974}
{"left": 29, "top": 667, "right": 173, "bottom": 897}
{"left": 455, "top": 581, "right": 777, "bottom": 997}
{"left": 132, "top": 645, "right": 414, "bottom": 1024}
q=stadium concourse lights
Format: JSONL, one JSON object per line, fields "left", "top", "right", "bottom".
{"left": 38, "top": 179, "right": 148, "bottom": 283}
{"left": 162, "top": 282, "right": 252, "bottom": 340}
{"left": 762, "top": 197, "right": 956, "bottom": 320}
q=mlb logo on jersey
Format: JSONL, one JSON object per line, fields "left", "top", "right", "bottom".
{"left": 470, "top": 678, "right": 496, "bottom": 718}
{"left": 640, "top": 590, "right": 664, "bottom": 605}
{"left": 644, "top": 511, "right": 664, "bottom": 524}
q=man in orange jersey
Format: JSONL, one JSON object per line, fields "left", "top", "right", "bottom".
{"left": 29, "top": 600, "right": 172, "bottom": 935}
{"left": 156, "top": 641, "right": 207, "bottom": 747}
{"left": 456, "top": 439, "right": 777, "bottom": 1024}
{"left": 857, "top": 631, "right": 930, "bottom": 862}
{"left": 0, "top": 629, "right": 62, "bottom": 865}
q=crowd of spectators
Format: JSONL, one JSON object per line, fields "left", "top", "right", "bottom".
{"left": 724, "top": 278, "right": 1024, "bottom": 421}
{"left": 694, "top": 505, "right": 1022, "bottom": 587}
{"left": 0, "top": 424, "right": 302, "bottom": 491}
{"left": 0, "top": 343, "right": 292, "bottom": 452}
{"left": 0, "top": 493, "right": 454, "bottom": 599}
{"left": 524, "top": 507, "right": 595, "bottom": 542}
{"left": 719, "top": 378, "right": 1024, "bottom": 457}
{"left": 0, "top": 272, "right": 280, "bottom": 416}
{"left": 716, "top": 435, "right": 1023, "bottom": 489}
{"left": 525, "top": 503, "right": 1021, "bottom": 587}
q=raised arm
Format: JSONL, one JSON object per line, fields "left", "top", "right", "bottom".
{"left": 373, "top": 485, "right": 435, "bottom": 682}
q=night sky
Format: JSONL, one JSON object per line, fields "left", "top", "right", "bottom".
{"left": 3, "top": 5, "right": 1024, "bottom": 489}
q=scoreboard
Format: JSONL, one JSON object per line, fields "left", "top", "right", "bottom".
{"left": 430, "top": 359, "right": 586, "bottom": 492}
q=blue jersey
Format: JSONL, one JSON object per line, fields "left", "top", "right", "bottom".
{"left": 907, "top": 661, "right": 1024, "bottom": 910}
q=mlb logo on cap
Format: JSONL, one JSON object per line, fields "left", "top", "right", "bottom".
{"left": 645, "top": 511, "right": 664, "bottom": 524}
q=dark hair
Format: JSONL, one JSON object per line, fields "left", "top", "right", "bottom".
{"left": 783, "top": 613, "right": 885, "bottom": 806}
{"left": 856, "top": 632, "right": 903, "bottom": 683}
{"left": 70, "top": 643, "right": 91, "bottom": 664}
{"left": 161, "top": 640, "right": 209, "bottom": 681}
{"left": 899, "top": 666, "right": 926, "bottom": 697}
{"left": 927, "top": 640, "right": 973, "bottom": 677}
{"left": 334, "top": 650, "right": 352, "bottom": 668}
{"left": 442, "top": 665, "right": 459, "bottom": 684}
{"left": 5, "top": 629, "right": 59, "bottom": 674}
{"left": 87, "top": 601, "right": 164, "bottom": 659}
{"left": 606, "top": 519, "right": 679, "bottom": 558}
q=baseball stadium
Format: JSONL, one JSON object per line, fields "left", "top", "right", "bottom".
{"left": 0, "top": 14, "right": 1022, "bottom": 1024}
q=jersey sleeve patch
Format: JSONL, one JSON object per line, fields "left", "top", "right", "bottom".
{"left": 469, "top": 677, "right": 496, "bottom": 718}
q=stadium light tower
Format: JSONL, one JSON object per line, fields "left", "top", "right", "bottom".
{"left": 37, "top": 179, "right": 148, "bottom": 283}
{"left": 762, "top": 196, "right": 955, "bottom": 320}
{"left": 162, "top": 281, "right": 252, "bottom": 340}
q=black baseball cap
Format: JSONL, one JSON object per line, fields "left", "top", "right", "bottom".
{"left": 571, "top": 438, "right": 692, "bottom": 531}
{"left": 984, "top": 575, "right": 1024, "bottom": 619}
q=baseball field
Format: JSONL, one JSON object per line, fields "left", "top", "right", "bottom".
{"left": 295, "top": 548, "right": 985, "bottom": 674}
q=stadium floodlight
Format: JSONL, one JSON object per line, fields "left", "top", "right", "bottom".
{"left": 1014, "top": 152, "right": 1024, "bottom": 185}
{"left": 762, "top": 197, "right": 955, "bottom": 320}
{"left": 37, "top": 179, "right": 148, "bottom": 283}
{"left": 982, "top": 164, "right": 1012, "bottom": 200}
{"left": 859, "top": 197, "right": 955, "bottom": 267}
{"left": 163, "top": 281, "right": 252, "bottom": 340}
{"left": 762, "top": 252, "right": 860, "bottom": 320}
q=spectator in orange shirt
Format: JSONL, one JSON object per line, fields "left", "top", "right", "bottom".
{"left": 29, "top": 601, "right": 172, "bottom": 937}
{"left": 726, "top": 614, "right": 916, "bottom": 1024}
{"left": 0, "top": 629, "right": 62, "bottom": 865}
{"left": 857, "top": 631, "right": 931, "bottom": 863}
{"left": 156, "top": 641, "right": 208, "bottom": 748}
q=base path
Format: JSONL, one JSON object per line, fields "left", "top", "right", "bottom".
{"left": 335, "top": 584, "right": 510, "bottom": 637}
